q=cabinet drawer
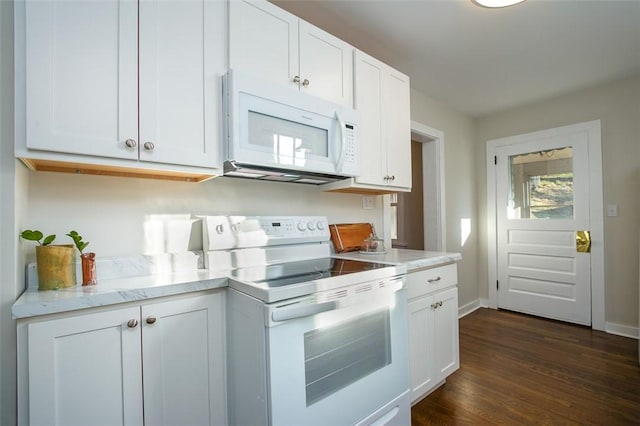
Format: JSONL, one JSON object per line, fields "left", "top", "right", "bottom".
{"left": 407, "top": 263, "right": 458, "bottom": 299}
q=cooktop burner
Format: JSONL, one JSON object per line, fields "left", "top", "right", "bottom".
{"left": 230, "top": 257, "right": 391, "bottom": 288}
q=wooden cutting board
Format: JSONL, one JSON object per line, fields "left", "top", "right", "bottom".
{"left": 329, "top": 223, "right": 374, "bottom": 253}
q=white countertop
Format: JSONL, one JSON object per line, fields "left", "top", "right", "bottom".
{"left": 12, "top": 269, "right": 229, "bottom": 319}
{"left": 333, "top": 249, "right": 461, "bottom": 271}
{"left": 13, "top": 249, "right": 461, "bottom": 320}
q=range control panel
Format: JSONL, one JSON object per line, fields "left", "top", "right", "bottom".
{"left": 202, "top": 216, "right": 330, "bottom": 251}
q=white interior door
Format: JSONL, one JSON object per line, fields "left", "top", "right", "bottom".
{"left": 495, "top": 130, "right": 592, "bottom": 325}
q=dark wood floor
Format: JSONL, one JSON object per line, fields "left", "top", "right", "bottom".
{"left": 411, "top": 308, "right": 640, "bottom": 425}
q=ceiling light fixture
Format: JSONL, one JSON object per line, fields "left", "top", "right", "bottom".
{"left": 472, "top": 0, "right": 526, "bottom": 8}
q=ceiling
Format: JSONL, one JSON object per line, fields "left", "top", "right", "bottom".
{"left": 272, "top": 0, "right": 640, "bottom": 118}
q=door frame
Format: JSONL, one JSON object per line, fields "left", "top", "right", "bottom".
{"left": 413, "top": 121, "right": 446, "bottom": 251}
{"left": 383, "top": 121, "right": 446, "bottom": 252}
{"left": 486, "top": 120, "right": 605, "bottom": 330}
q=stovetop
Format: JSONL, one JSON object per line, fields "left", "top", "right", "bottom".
{"left": 228, "top": 257, "right": 406, "bottom": 303}
{"left": 230, "top": 257, "right": 391, "bottom": 287}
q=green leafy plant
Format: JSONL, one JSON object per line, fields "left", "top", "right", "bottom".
{"left": 19, "top": 230, "right": 56, "bottom": 246}
{"left": 66, "top": 230, "right": 90, "bottom": 253}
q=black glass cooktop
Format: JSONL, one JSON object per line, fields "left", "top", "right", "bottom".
{"left": 230, "top": 257, "right": 391, "bottom": 288}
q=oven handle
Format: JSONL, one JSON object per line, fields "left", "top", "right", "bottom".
{"left": 271, "top": 301, "right": 338, "bottom": 322}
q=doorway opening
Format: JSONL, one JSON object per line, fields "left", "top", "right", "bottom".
{"left": 388, "top": 122, "right": 445, "bottom": 252}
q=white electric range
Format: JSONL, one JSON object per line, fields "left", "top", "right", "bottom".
{"left": 202, "top": 215, "right": 411, "bottom": 426}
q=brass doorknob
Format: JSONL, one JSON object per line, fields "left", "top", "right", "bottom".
{"left": 576, "top": 230, "right": 591, "bottom": 253}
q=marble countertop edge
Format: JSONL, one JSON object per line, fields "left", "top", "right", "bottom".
{"left": 13, "top": 249, "right": 461, "bottom": 320}
{"left": 12, "top": 270, "right": 229, "bottom": 320}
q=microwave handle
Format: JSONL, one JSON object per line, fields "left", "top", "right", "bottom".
{"left": 335, "top": 111, "right": 346, "bottom": 173}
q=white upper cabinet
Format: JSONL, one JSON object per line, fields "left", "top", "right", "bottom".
{"left": 383, "top": 66, "right": 412, "bottom": 189}
{"left": 323, "top": 49, "right": 411, "bottom": 193}
{"left": 23, "top": 0, "right": 139, "bottom": 160}
{"left": 229, "top": 0, "right": 353, "bottom": 108}
{"left": 17, "top": 0, "right": 225, "bottom": 180}
{"left": 139, "top": 0, "right": 226, "bottom": 169}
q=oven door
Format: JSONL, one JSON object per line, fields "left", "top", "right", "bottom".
{"left": 266, "top": 277, "right": 409, "bottom": 426}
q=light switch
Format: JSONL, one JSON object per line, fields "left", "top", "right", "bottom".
{"left": 606, "top": 204, "right": 618, "bottom": 217}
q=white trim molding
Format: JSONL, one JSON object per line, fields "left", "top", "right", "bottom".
{"left": 458, "top": 298, "right": 489, "bottom": 318}
{"left": 485, "top": 120, "right": 605, "bottom": 331}
{"left": 410, "top": 121, "right": 446, "bottom": 251}
{"left": 605, "top": 322, "right": 639, "bottom": 340}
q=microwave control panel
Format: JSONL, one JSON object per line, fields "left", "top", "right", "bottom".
{"left": 343, "top": 123, "right": 357, "bottom": 166}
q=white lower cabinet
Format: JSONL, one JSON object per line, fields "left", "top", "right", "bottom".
{"left": 407, "top": 265, "right": 460, "bottom": 404}
{"left": 17, "top": 291, "right": 226, "bottom": 426}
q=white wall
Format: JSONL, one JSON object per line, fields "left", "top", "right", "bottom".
{"left": 476, "top": 75, "right": 640, "bottom": 329}
{"left": 410, "top": 88, "right": 478, "bottom": 310}
{"left": 25, "top": 171, "right": 383, "bottom": 257}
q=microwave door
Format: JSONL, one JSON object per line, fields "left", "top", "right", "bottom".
{"left": 233, "top": 89, "right": 342, "bottom": 175}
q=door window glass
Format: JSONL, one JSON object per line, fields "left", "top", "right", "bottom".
{"left": 508, "top": 147, "right": 574, "bottom": 219}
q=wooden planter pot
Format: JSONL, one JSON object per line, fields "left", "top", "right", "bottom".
{"left": 35, "top": 245, "right": 77, "bottom": 290}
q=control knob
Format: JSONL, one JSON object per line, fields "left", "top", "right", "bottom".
{"left": 307, "top": 221, "right": 316, "bottom": 231}
{"left": 297, "top": 222, "right": 307, "bottom": 232}
{"left": 316, "top": 221, "right": 326, "bottom": 231}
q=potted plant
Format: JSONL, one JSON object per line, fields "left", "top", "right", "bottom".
{"left": 67, "top": 230, "right": 97, "bottom": 286}
{"left": 20, "top": 230, "right": 76, "bottom": 291}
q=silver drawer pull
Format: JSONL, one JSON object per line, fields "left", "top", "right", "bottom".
{"left": 427, "top": 276, "right": 441, "bottom": 283}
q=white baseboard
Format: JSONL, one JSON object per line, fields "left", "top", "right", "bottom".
{"left": 605, "top": 322, "right": 639, "bottom": 339}
{"left": 458, "top": 298, "right": 489, "bottom": 318}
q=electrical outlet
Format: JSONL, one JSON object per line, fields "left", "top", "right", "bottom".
{"left": 362, "top": 196, "right": 375, "bottom": 210}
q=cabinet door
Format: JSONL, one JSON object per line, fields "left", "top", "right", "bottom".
{"left": 139, "top": 0, "right": 225, "bottom": 169}
{"left": 384, "top": 68, "right": 412, "bottom": 189}
{"left": 433, "top": 287, "right": 460, "bottom": 381}
{"left": 408, "top": 295, "right": 435, "bottom": 402}
{"left": 24, "top": 0, "right": 138, "bottom": 159}
{"left": 299, "top": 21, "right": 353, "bottom": 107}
{"left": 353, "top": 51, "right": 386, "bottom": 186}
{"left": 142, "top": 292, "right": 226, "bottom": 426}
{"left": 27, "top": 307, "right": 143, "bottom": 426}
{"left": 229, "top": 0, "right": 299, "bottom": 89}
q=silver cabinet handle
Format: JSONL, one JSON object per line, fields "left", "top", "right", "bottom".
{"left": 143, "top": 142, "right": 155, "bottom": 151}
{"left": 146, "top": 316, "right": 157, "bottom": 325}
{"left": 293, "top": 75, "right": 301, "bottom": 84}
{"left": 431, "top": 303, "right": 438, "bottom": 309}
{"left": 125, "top": 139, "right": 137, "bottom": 149}
{"left": 302, "top": 78, "right": 310, "bottom": 87}
{"left": 427, "top": 276, "right": 441, "bottom": 283}
{"left": 127, "top": 319, "right": 138, "bottom": 328}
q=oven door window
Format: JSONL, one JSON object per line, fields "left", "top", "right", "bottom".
{"left": 304, "top": 310, "right": 391, "bottom": 406}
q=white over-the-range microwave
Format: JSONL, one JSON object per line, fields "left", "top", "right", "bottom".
{"left": 222, "top": 69, "right": 359, "bottom": 185}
